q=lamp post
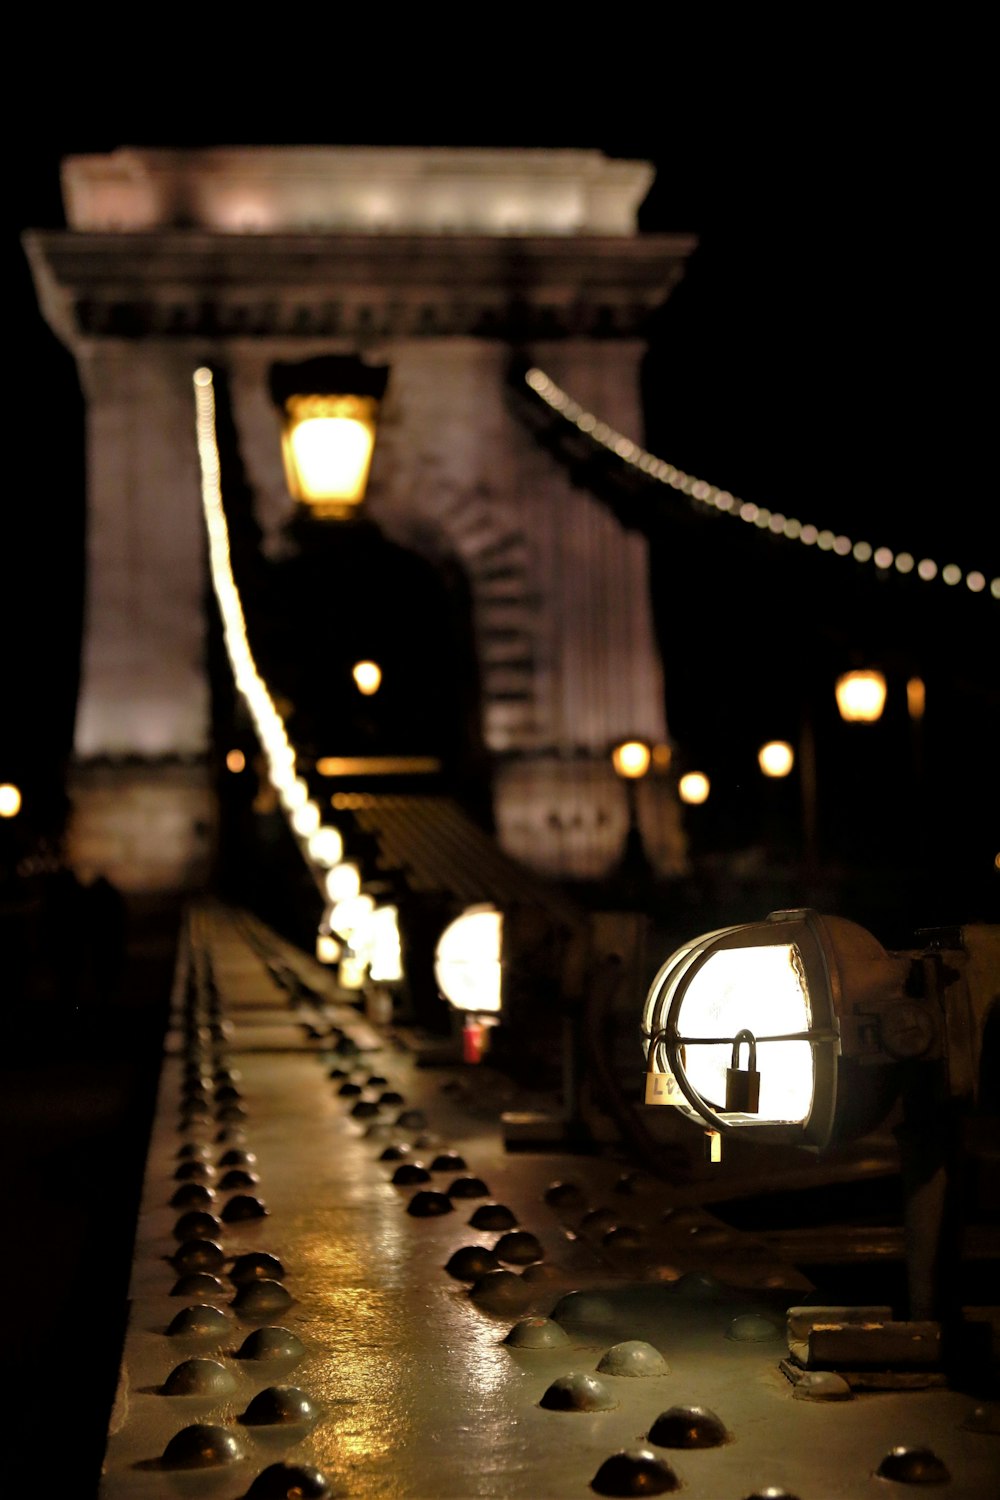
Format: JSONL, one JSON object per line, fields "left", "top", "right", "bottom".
{"left": 610, "top": 739, "right": 653, "bottom": 894}
{"left": 269, "top": 355, "right": 389, "bottom": 521}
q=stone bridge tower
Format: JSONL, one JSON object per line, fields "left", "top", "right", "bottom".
{"left": 25, "top": 148, "right": 696, "bottom": 892}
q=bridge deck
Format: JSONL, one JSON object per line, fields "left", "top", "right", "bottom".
{"left": 99, "top": 901, "right": 998, "bottom": 1498}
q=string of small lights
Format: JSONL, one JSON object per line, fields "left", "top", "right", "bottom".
{"left": 524, "top": 368, "right": 999, "bottom": 602}
{"left": 193, "top": 368, "right": 352, "bottom": 909}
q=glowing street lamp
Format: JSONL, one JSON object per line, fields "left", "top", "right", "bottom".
{"left": 835, "top": 669, "right": 887, "bottom": 723}
{"left": 758, "top": 740, "right": 794, "bottom": 778}
{"left": 325, "top": 860, "right": 361, "bottom": 904}
{"left": 434, "top": 904, "right": 504, "bottom": 1062}
{"left": 0, "top": 783, "right": 22, "bottom": 818}
{"left": 270, "top": 355, "right": 389, "bottom": 520}
{"left": 678, "top": 771, "right": 710, "bottom": 805}
{"left": 611, "top": 739, "right": 651, "bottom": 780}
{"left": 352, "top": 660, "right": 382, "bottom": 696}
{"left": 308, "top": 825, "right": 344, "bottom": 868}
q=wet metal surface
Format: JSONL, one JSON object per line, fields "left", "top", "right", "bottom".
{"left": 100, "top": 903, "right": 999, "bottom": 1497}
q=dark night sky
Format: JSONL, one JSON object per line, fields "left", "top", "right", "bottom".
{"left": 8, "top": 70, "right": 998, "bottom": 914}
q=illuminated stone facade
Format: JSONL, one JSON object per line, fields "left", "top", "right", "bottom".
{"left": 26, "top": 148, "right": 696, "bottom": 888}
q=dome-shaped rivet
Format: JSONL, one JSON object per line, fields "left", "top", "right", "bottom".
{"left": 580, "top": 1208, "right": 618, "bottom": 1235}
{"left": 366, "top": 1074, "right": 388, "bottom": 1088}
{"left": 468, "top": 1269, "right": 532, "bottom": 1312}
{"left": 727, "top": 1314, "right": 781, "bottom": 1342}
{"left": 174, "top": 1210, "right": 223, "bottom": 1242}
{"left": 172, "top": 1238, "right": 226, "bottom": 1273}
{"left": 235, "top": 1326, "right": 305, "bottom": 1362}
{"left": 222, "top": 1194, "right": 268, "bottom": 1223}
{"left": 407, "top": 1190, "right": 453, "bottom": 1217}
{"left": 219, "top": 1148, "right": 257, "bottom": 1168}
{"left": 217, "top": 1103, "right": 247, "bottom": 1122}
{"left": 232, "top": 1279, "right": 292, "bottom": 1315}
{"left": 392, "top": 1162, "right": 431, "bottom": 1186}
{"left": 245, "top": 1461, "right": 332, "bottom": 1498}
{"left": 166, "top": 1304, "right": 231, "bottom": 1338}
{"left": 379, "top": 1090, "right": 404, "bottom": 1107}
{"left": 171, "top": 1272, "right": 226, "bottom": 1298}
{"left": 338, "top": 1082, "right": 362, "bottom": 1097}
{"left": 445, "top": 1245, "right": 502, "bottom": 1281}
{"left": 351, "top": 1101, "right": 380, "bottom": 1119}
{"left": 447, "top": 1176, "right": 489, "bottom": 1199}
{"left": 522, "top": 1261, "right": 559, "bottom": 1283}
{"left": 430, "top": 1152, "right": 466, "bottom": 1172}
{"left": 240, "top": 1385, "right": 318, "bottom": 1426}
{"left": 379, "top": 1144, "right": 410, "bottom": 1162}
{"left": 175, "top": 1160, "right": 214, "bottom": 1182}
{"left": 544, "top": 1180, "right": 586, "bottom": 1210}
{"left": 550, "top": 1292, "right": 617, "bottom": 1328}
{"left": 874, "top": 1446, "right": 951, "bottom": 1483}
{"left": 469, "top": 1203, "right": 517, "bottom": 1231}
{"left": 590, "top": 1446, "right": 680, "bottom": 1495}
{"left": 162, "top": 1357, "right": 237, "bottom": 1397}
{"left": 503, "top": 1317, "right": 571, "bottom": 1349}
{"left": 396, "top": 1109, "right": 427, "bottom": 1129}
{"left": 672, "top": 1271, "right": 727, "bottom": 1301}
{"left": 603, "top": 1224, "right": 644, "bottom": 1250}
{"left": 230, "top": 1252, "right": 286, "bottom": 1285}
{"left": 648, "top": 1404, "right": 730, "bottom": 1449}
{"left": 161, "top": 1422, "right": 243, "bottom": 1469}
{"left": 540, "top": 1371, "right": 616, "bottom": 1411}
{"left": 219, "top": 1167, "right": 259, "bottom": 1191}
{"left": 171, "top": 1183, "right": 216, "bottom": 1209}
{"left": 791, "top": 1370, "right": 853, "bottom": 1402}
{"left": 597, "top": 1340, "right": 669, "bottom": 1377}
{"left": 177, "top": 1143, "right": 213, "bottom": 1162}
{"left": 494, "top": 1230, "right": 543, "bottom": 1265}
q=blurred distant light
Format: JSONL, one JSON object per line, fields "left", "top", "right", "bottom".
{"left": 942, "top": 564, "right": 962, "bottom": 586}
{"left": 907, "top": 677, "right": 926, "bottom": 721}
{"left": 833, "top": 535, "right": 852, "bottom": 556}
{"left": 836, "top": 669, "right": 887, "bottom": 723}
{"left": 816, "top": 529, "right": 835, "bottom": 551}
{"left": 611, "top": 739, "right": 651, "bottom": 780}
{"left": 435, "top": 904, "right": 503, "bottom": 1014}
{"left": 782, "top": 517, "right": 802, "bottom": 538}
{"left": 739, "top": 502, "right": 758, "bottom": 523}
{"left": 758, "top": 741, "right": 794, "bottom": 778}
{"left": 0, "top": 783, "right": 22, "bottom": 818}
{"left": 800, "top": 525, "right": 818, "bottom": 546}
{"left": 651, "top": 742, "right": 673, "bottom": 771}
{"left": 352, "top": 660, "right": 382, "bottom": 695}
{"left": 874, "top": 547, "right": 894, "bottom": 569}
{"left": 853, "top": 540, "right": 873, "bottom": 562}
{"left": 225, "top": 749, "right": 246, "bottom": 773}
{"left": 678, "top": 772, "right": 710, "bottom": 805}
{"left": 966, "top": 571, "right": 986, "bottom": 593}
{"left": 316, "top": 932, "right": 342, "bottom": 965}
{"left": 895, "top": 551, "right": 915, "bottom": 574}
{"left": 917, "top": 558, "right": 937, "bottom": 581}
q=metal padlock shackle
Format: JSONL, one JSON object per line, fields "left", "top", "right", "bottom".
{"left": 730, "top": 1028, "right": 757, "bottom": 1072}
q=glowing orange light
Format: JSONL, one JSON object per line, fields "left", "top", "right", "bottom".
{"left": 678, "top": 772, "right": 710, "bottom": 805}
{"left": 611, "top": 740, "right": 651, "bottom": 780}
{"left": 0, "top": 783, "right": 22, "bottom": 817}
{"left": 352, "top": 660, "right": 382, "bottom": 696}
{"left": 835, "top": 670, "right": 887, "bottom": 723}
{"left": 906, "top": 677, "right": 926, "bottom": 721}
{"left": 651, "top": 743, "right": 673, "bottom": 771}
{"left": 225, "top": 749, "right": 246, "bottom": 773}
{"left": 758, "top": 741, "right": 794, "bottom": 778}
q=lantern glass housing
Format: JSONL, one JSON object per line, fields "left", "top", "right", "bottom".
{"left": 434, "top": 904, "right": 503, "bottom": 1014}
{"left": 329, "top": 892, "right": 375, "bottom": 940}
{"left": 270, "top": 355, "right": 389, "bottom": 521}
{"left": 642, "top": 909, "right": 855, "bottom": 1149}
{"left": 281, "top": 394, "right": 378, "bottom": 515}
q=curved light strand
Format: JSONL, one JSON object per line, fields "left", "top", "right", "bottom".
{"left": 524, "top": 368, "right": 998, "bottom": 601}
